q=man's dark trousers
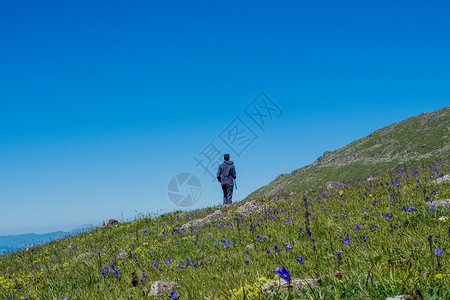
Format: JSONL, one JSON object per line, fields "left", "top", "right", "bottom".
{"left": 222, "top": 183, "right": 233, "bottom": 205}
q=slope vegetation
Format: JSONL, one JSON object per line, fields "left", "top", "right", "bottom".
{"left": 0, "top": 159, "right": 449, "bottom": 299}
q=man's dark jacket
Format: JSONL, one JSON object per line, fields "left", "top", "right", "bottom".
{"left": 217, "top": 161, "right": 236, "bottom": 185}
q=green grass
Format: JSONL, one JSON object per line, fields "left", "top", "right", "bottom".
{"left": 0, "top": 159, "right": 449, "bottom": 299}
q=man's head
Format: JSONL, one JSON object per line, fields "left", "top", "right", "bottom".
{"left": 224, "top": 154, "right": 230, "bottom": 161}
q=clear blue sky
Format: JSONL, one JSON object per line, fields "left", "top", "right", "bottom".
{"left": 0, "top": 0, "right": 449, "bottom": 236}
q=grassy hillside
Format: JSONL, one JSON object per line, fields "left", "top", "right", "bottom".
{"left": 0, "top": 159, "right": 448, "bottom": 299}
{"left": 246, "top": 106, "right": 449, "bottom": 200}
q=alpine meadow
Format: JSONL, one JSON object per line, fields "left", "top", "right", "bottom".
{"left": 0, "top": 107, "right": 448, "bottom": 299}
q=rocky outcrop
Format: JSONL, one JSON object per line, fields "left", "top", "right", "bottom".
{"left": 367, "top": 176, "right": 377, "bottom": 182}
{"left": 181, "top": 210, "right": 230, "bottom": 230}
{"left": 236, "top": 200, "right": 268, "bottom": 216}
{"left": 262, "top": 278, "right": 319, "bottom": 294}
{"left": 180, "top": 235, "right": 196, "bottom": 241}
{"left": 326, "top": 181, "right": 339, "bottom": 189}
{"left": 386, "top": 295, "right": 413, "bottom": 300}
{"left": 104, "top": 219, "right": 120, "bottom": 226}
{"left": 63, "top": 243, "right": 82, "bottom": 253}
{"left": 246, "top": 243, "right": 255, "bottom": 249}
{"left": 148, "top": 280, "right": 179, "bottom": 296}
{"left": 428, "top": 199, "right": 450, "bottom": 209}
{"left": 435, "top": 174, "right": 450, "bottom": 184}
{"left": 110, "top": 249, "right": 131, "bottom": 262}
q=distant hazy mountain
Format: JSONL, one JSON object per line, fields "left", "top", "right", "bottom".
{"left": 70, "top": 224, "right": 95, "bottom": 234}
{"left": 0, "top": 224, "right": 95, "bottom": 255}
{"left": 246, "top": 106, "right": 449, "bottom": 199}
{"left": 0, "top": 231, "right": 66, "bottom": 254}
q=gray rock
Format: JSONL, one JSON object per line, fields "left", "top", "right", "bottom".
{"left": 236, "top": 200, "right": 268, "bottom": 216}
{"left": 181, "top": 209, "right": 230, "bottom": 230}
{"left": 110, "top": 249, "right": 131, "bottom": 262}
{"left": 428, "top": 199, "right": 450, "bottom": 209}
{"left": 206, "top": 255, "right": 225, "bottom": 263}
{"left": 386, "top": 295, "right": 413, "bottom": 300}
{"left": 326, "top": 181, "right": 339, "bottom": 189}
{"left": 246, "top": 243, "right": 255, "bottom": 249}
{"left": 262, "top": 278, "right": 319, "bottom": 294}
{"left": 63, "top": 243, "right": 82, "bottom": 253}
{"left": 148, "top": 280, "right": 179, "bottom": 296}
{"left": 435, "top": 174, "right": 450, "bottom": 184}
{"left": 104, "top": 219, "right": 120, "bottom": 226}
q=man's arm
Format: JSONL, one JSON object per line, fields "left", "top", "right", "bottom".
{"left": 231, "top": 165, "right": 236, "bottom": 179}
{"left": 217, "top": 165, "right": 222, "bottom": 182}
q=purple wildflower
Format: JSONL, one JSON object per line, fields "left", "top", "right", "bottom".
{"left": 284, "top": 244, "right": 293, "bottom": 250}
{"left": 274, "top": 266, "right": 291, "bottom": 281}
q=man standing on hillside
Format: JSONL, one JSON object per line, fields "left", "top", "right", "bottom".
{"left": 217, "top": 154, "right": 236, "bottom": 205}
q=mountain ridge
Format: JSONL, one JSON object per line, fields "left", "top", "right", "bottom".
{"left": 246, "top": 106, "right": 449, "bottom": 200}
